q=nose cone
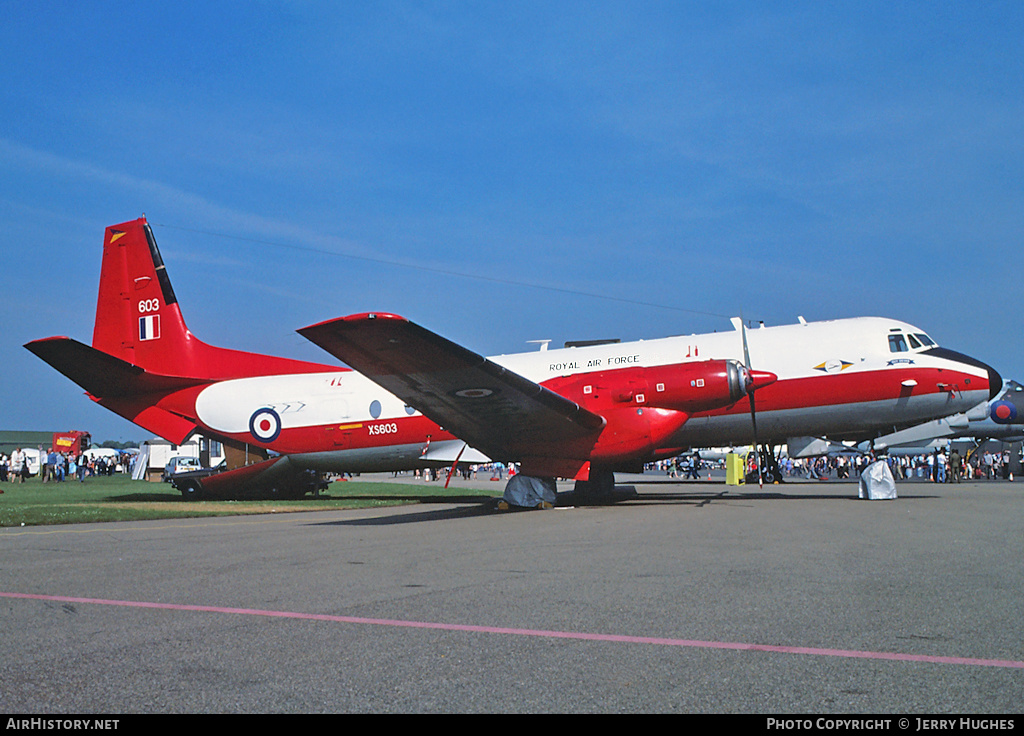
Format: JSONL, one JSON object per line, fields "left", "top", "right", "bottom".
{"left": 923, "top": 347, "right": 1002, "bottom": 400}
{"left": 987, "top": 365, "right": 1004, "bottom": 401}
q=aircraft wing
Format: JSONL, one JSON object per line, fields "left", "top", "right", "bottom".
{"left": 870, "top": 414, "right": 970, "bottom": 450}
{"left": 298, "top": 313, "right": 605, "bottom": 471}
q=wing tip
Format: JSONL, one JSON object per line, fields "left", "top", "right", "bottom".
{"left": 345, "top": 312, "right": 408, "bottom": 323}
{"left": 24, "top": 335, "right": 72, "bottom": 349}
{"left": 298, "top": 312, "right": 409, "bottom": 335}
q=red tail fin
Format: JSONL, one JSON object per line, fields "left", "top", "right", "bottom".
{"left": 92, "top": 218, "right": 191, "bottom": 370}
{"left": 91, "top": 218, "right": 331, "bottom": 380}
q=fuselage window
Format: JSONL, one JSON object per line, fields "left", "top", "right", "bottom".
{"left": 888, "top": 334, "right": 909, "bottom": 352}
{"left": 369, "top": 399, "right": 382, "bottom": 419}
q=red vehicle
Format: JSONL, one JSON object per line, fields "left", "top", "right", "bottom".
{"left": 53, "top": 431, "right": 91, "bottom": 457}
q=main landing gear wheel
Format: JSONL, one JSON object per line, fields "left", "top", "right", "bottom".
{"left": 747, "top": 445, "right": 785, "bottom": 485}
{"left": 761, "top": 445, "right": 785, "bottom": 484}
{"left": 570, "top": 469, "right": 638, "bottom": 505}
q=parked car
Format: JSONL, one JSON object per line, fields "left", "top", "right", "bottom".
{"left": 162, "top": 456, "right": 202, "bottom": 482}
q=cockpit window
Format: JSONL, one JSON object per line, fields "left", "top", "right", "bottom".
{"left": 889, "top": 332, "right": 937, "bottom": 352}
{"left": 888, "top": 334, "right": 909, "bottom": 353}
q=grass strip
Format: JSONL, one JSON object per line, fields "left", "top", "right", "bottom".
{"left": 0, "top": 474, "right": 496, "bottom": 527}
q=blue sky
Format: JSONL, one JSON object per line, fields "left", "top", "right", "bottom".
{"left": 2, "top": 2, "right": 1022, "bottom": 443}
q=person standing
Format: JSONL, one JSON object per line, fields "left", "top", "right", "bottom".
{"left": 10, "top": 448, "right": 26, "bottom": 483}
{"left": 47, "top": 448, "right": 59, "bottom": 482}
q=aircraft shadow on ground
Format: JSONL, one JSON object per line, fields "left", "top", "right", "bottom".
{"left": 625, "top": 480, "right": 939, "bottom": 504}
{"left": 106, "top": 485, "right": 940, "bottom": 525}
{"left": 312, "top": 502, "right": 498, "bottom": 526}
{"left": 310, "top": 486, "right": 942, "bottom": 526}
{"left": 108, "top": 493, "right": 183, "bottom": 503}
{"left": 626, "top": 491, "right": 940, "bottom": 505}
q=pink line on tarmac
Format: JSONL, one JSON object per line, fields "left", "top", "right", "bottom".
{"left": 4, "top": 591, "right": 1023, "bottom": 670}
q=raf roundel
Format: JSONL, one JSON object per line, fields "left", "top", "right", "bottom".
{"left": 990, "top": 401, "right": 1018, "bottom": 424}
{"left": 249, "top": 407, "right": 283, "bottom": 442}
{"left": 453, "top": 388, "right": 495, "bottom": 399}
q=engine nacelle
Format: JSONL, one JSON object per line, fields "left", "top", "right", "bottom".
{"left": 540, "top": 359, "right": 777, "bottom": 465}
{"left": 643, "top": 359, "right": 749, "bottom": 413}
{"left": 543, "top": 359, "right": 775, "bottom": 416}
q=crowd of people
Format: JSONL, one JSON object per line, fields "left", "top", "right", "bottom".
{"left": 784, "top": 447, "right": 1017, "bottom": 482}
{"left": 657, "top": 453, "right": 705, "bottom": 479}
{"left": 649, "top": 445, "right": 1019, "bottom": 483}
{"left": 388, "top": 462, "right": 516, "bottom": 482}
{"left": 0, "top": 447, "right": 131, "bottom": 484}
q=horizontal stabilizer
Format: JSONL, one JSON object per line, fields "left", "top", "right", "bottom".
{"left": 298, "top": 313, "right": 605, "bottom": 465}
{"left": 24, "top": 337, "right": 204, "bottom": 398}
{"left": 25, "top": 336, "right": 203, "bottom": 445}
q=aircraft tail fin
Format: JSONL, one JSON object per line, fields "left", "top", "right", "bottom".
{"left": 88, "top": 217, "right": 331, "bottom": 381}
{"left": 92, "top": 218, "right": 191, "bottom": 371}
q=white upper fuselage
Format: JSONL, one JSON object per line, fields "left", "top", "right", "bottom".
{"left": 494, "top": 317, "right": 936, "bottom": 385}
{"left": 494, "top": 316, "right": 991, "bottom": 447}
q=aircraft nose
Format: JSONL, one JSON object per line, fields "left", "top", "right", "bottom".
{"left": 923, "top": 347, "right": 1002, "bottom": 400}
{"left": 987, "top": 364, "right": 1004, "bottom": 401}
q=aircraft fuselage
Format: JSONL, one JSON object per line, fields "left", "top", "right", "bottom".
{"left": 176, "top": 316, "right": 993, "bottom": 471}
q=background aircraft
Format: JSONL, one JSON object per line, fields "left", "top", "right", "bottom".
{"left": 26, "top": 218, "right": 1001, "bottom": 503}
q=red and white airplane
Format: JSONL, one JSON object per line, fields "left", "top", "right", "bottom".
{"left": 26, "top": 217, "right": 1001, "bottom": 502}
